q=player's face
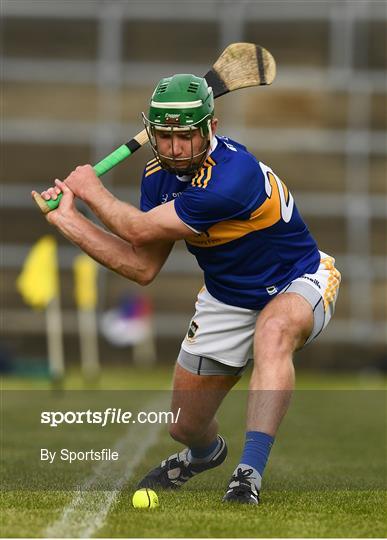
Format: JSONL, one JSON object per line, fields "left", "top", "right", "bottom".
{"left": 155, "top": 128, "right": 207, "bottom": 171}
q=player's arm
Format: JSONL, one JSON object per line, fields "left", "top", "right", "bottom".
{"left": 84, "top": 185, "right": 192, "bottom": 246}
{"left": 87, "top": 191, "right": 193, "bottom": 246}
{"left": 42, "top": 167, "right": 194, "bottom": 246}
{"left": 39, "top": 181, "right": 173, "bottom": 285}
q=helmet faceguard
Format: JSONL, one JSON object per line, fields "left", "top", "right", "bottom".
{"left": 143, "top": 74, "right": 214, "bottom": 175}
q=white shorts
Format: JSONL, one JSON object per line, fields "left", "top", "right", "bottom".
{"left": 180, "top": 251, "right": 341, "bottom": 369}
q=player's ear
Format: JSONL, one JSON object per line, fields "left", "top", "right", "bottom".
{"left": 211, "top": 118, "right": 218, "bottom": 135}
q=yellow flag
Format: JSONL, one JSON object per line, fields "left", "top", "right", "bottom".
{"left": 16, "top": 235, "right": 59, "bottom": 309}
{"left": 73, "top": 254, "right": 98, "bottom": 309}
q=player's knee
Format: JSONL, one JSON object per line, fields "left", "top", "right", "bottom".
{"left": 256, "top": 315, "right": 294, "bottom": 355}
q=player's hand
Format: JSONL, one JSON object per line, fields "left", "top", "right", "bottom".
{"left": 64, "top": 164, "right": 103, "bottom": 202}
{"left": 36, "top": 179, "right": 77, "bottom": 225}
{"left": 39, "top": 181, "right": 62, "bottom": 203}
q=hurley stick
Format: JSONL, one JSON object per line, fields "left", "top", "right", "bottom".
{"left": 33, "top": 43, "right": 276, "bottom": 214}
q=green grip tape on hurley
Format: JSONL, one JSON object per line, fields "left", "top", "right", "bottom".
{"left": 93, "top": 144, "right": 131, "bottom": 176}
{"left": 45, "top": 144, "right": 132, "bottom": 211}
{"left": 44, "top": 195, "right": 64, "bottom": 211}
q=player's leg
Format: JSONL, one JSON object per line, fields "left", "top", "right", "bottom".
{"left": 223, "top": 292, "right": 312, "bottom": 504}
{"left": 137, "top": 286, "right": 255, "bottom": 491}
{"left": 224, "top": 254, "right": 341, "bottom": 504}
{"left": 168, "top": 362, "right": 240, "bottom": 447}
{"left": 247, "top": 292, "right": 313, "bottom": 428}
{"left": 137, "top": 360, "right": 242, "bottom": 489}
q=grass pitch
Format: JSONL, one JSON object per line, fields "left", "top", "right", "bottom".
{"left": 1, "top": 367, "right": 386, "bottom": 538}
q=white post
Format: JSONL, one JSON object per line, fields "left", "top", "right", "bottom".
{"left": 132, "top": 321, "right": 157, "bottom": 367}
{"left": 73, "top": 254, "right": 100, "bottom": 383}
{"left": 45, "top": 295, "right": 65, "bottom": 382}
{"left": 78, "top": 307, "right": 100, "bottom": 381}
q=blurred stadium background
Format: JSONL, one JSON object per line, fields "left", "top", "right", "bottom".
{"left": 1, "top": 0, "right": 386, "bottom": 377}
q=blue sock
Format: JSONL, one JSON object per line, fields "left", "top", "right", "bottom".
{"left": 189, "top": 436, "right": 220, "bottom": 463}
{"left": 240, "top": 431, "right": 274, "bottom": 477}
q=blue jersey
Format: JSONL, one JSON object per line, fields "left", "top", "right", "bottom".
{"left": 140, "top": 136, "right": 320, "bottom": 310}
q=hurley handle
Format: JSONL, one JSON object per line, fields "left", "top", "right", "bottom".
{"left": 33, "top": 131, "right": 148, "bottom": 214}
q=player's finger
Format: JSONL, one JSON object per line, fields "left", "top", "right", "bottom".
{"left": 46, "top": 187, "right": 59, "bottom": 200}
{"left": 41, "top": 190, "right": 53, "bottom": 201}
{"left": 55, "top": 178, "right": 69, "bottom": 191}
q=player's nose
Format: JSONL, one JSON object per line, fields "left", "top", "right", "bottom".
{"left": 170, "top": 139, "right": 185, "bottom": 156}
{"left": 171, "top": 145, "right": 184, "bottom": 157}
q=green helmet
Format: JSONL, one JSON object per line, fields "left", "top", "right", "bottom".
{"left": 142, "top": 74, "right": 215, "bottom": 174}
{"left": 147, "top": 74, "right": 214, "bottom": 134}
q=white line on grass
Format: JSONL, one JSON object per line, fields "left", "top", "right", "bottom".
{"left": 44, "top": 396, "right": 169, "bottom": 539}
